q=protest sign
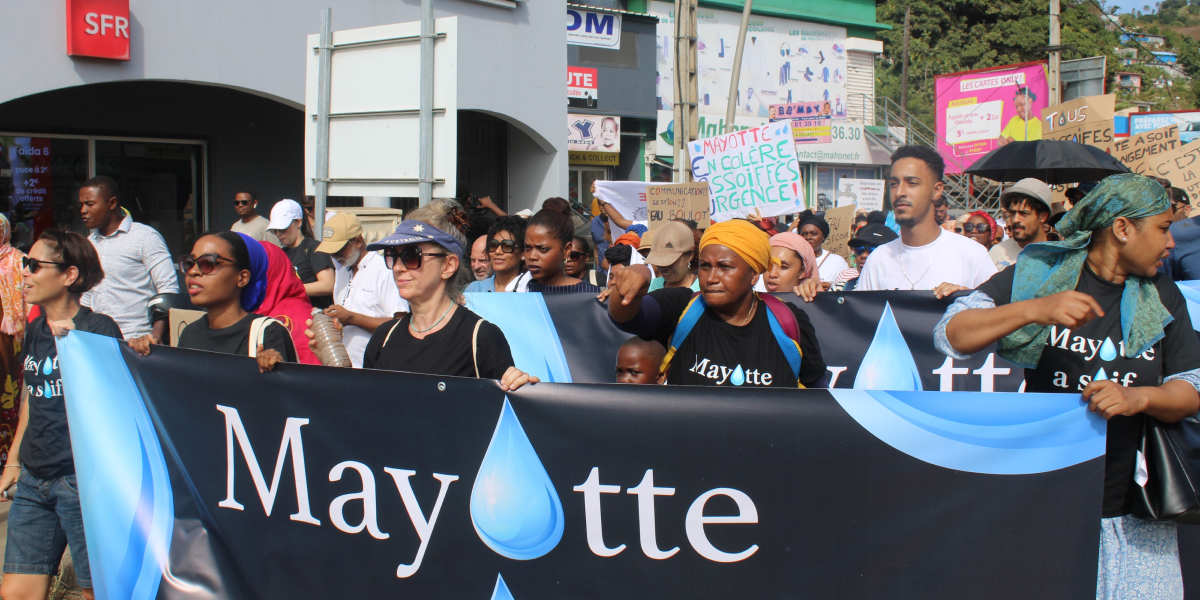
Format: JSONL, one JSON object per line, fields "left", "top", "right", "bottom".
{"left": 688, "top": 120, "right": 805, "bottom": 221}
{"left": 646, "top": 182, "right": 710, "bottom": 229}
{"left": 1041, "top": 118, "right": 1115, "bottom": 147}
{"left": 769, "top": 102, "right": 832, "bottom": 144}
{"left": 823, "top": 203, "right": 857, "bottom": 261}
{"left": 1105, "top": 124, "right": 1180, "bottom": 175}
{"left": 836, "top": 178, "right": 885, "bottom": 211}
{"left": 1040, "top": 94, "right": 1116, "bottom": 134}
{"left": 1145, "top": 140, "right": 1200, "bottom": 209}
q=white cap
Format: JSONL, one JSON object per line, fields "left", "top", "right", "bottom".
{"left": 515, "top": 209, "right": 534, "bottom": 218}
{"left": 268, "top": 199, "right": 304, "bottom": 231}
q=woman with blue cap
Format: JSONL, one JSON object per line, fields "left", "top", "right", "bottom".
{"left": 130, "top": 231, "right": 297, "bottom": 372}
{"left": 310, "top": 199, "right": 537, "bottom": 390}
{"left": 936, "top": 174, "right": 1200, "bottom": 598}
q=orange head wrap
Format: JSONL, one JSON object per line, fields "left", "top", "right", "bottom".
{"left": 699, "top": 219, "right": 772, "bottom": 273}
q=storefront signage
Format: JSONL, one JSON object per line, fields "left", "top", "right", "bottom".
{"left": 66, "top": 0, "right": 131, "bottom": 61}
{"left": 1130, "top": 110, "right": 1200, "bottom": 144}
{"left": 568, "top": 151, "right": 619, "bottom": 166}
{"left": 647, "top": 182, "right": 710, "bottom": 229}
{"left": 567, "top": 8, "right": 621, "bottom": 49}
{"left": 770, "top": 102, "right": 833, "bottom": 145}
{"left": 568, "top": 114, "right": 620, "bottom": 153}
{"left": 568, "top": 67, "right": 598, "bottom": 108}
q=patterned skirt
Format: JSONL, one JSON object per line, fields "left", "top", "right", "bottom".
{"left": 1096, "top": 515, "right": 1182, "bottom": 600}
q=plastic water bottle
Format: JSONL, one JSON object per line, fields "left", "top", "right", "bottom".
{"left": 310, "top": 308, "right": 352, "bottom": 368}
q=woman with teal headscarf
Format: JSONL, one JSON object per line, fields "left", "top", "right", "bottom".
{"left": 935, "top": 173, "right": 1200, "bottom": 599}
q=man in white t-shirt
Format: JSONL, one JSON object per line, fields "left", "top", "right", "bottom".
{"left": 988, "top": 178, "right": 1053, "bottom": 270}
{"left": 857, "top": 146, "right": 997, "bottom": 294}
{"left": 317, "top": 212, "right": 410, "bottom": 367}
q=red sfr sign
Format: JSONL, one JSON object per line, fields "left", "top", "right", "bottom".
{"left": 66, "top": 0, "right": 131, "bottom": 61}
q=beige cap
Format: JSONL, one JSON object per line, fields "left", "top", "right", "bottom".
{"left": 639, "top": 229, "right": 655, "bottom": 251}
{"left": 645, "top": 221, "right": 696, "bottom": 267}
{"left": 1000, "top": 178, "right": 1052, "bottom": 213}
{"left": 315, "top": 211, "right": 363, "bottom": 254}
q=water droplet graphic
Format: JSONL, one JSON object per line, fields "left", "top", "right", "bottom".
{"left": 490, "top": 574, "right": 516, "bottom": 600}
{"left": 730, "top": 365, "right": 745, "bottom": 386}
{"left": 42, "top": 381, "right": 52, "bottom": 398}
{"left": 854, "top": 302, "right": 923, "bottom": 391}
{"left": 42, "top": 357, "right": 52, "bottom": 375}
{"left": 1095, "top": 367, "right": 1109, "bottom": 382}
{"left": 470, "top": 399, "right": 564, "bottom": 560}
{"left": 1099, "top": 337, "right": 1117, "bottom": 361}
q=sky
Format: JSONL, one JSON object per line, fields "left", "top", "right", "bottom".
{"left": 1102, "top": 0, "right": 1161, "bottom": 14}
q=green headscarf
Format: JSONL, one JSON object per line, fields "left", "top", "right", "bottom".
{"left": 999, "top": 173, "right": 1173, "bottom": 369}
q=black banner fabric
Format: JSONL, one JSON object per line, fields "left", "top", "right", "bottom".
{"left": 59, "top": 333, "right": 1112, "bottom": 600}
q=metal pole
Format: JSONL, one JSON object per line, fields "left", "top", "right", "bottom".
{"left": 724, "top": 0, "right": 753, "bottom": 134}
{"left": 901, "top": 6, "right": 910, "bottom": 111}
{"left": 419, "top": 0, "right": 435, "bottom": 205}
{"left": 1049, "top": 0, "right": 1061, "bottom": 105}
{"left": 681, "top": 0, "right": 698, "bottom": 182}
{"left": 672, "top": 0, "right": 683, "bottom": 182}
{"left": 314, "top": 8, "right": 333, "bottom": 240}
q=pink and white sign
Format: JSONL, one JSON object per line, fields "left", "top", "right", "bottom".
{"left": 935, "top": 62, "right": 1049, "bottom": 174}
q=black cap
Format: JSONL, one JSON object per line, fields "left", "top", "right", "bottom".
{"left": 848, "top": 223, "right": 899, "bottom": 248}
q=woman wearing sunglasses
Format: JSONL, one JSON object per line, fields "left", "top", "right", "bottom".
{"left": 0, "top": 230, "right": 118, "bottom": 600}
{"left": 129, "top": 232, "right": 297, "bottom": 371}
{"left": 524, "top": 206, "right": 603, "bottom": 294}
{"left": 466, "top": 216, "right": 527, "bottom": 293}
{"left": 961, "top": 211, "right": 998, "bottom": 250}
{"left": 315, "top": 200, "right": 535, "bottom": 390}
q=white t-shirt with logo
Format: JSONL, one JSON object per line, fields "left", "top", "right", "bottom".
{"left": 334, "top": 251, "right": 410, "bottom": 367}
{"left": 814, "top": 249, "right": 850, "bottom": 283}
{"left": 857, "top": 229, "right": 997, "bottom": 291}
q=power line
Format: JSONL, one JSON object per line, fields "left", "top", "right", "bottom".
{"left": 1086, "top": 0, "right": 1186, "bottom": 73}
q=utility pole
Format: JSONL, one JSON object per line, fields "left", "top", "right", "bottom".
{"left": 672, "top": 0, "right": 698, "bottom": 182}
{"left": 901, "top": 6, "right": 910, "bottom": 111}
{"left": 1049, "top": 0, "right": 1061, "bottom": 105}
{"left": 418, "top": 0, "right": 435, "bottom": 205}
{"left": 725, "top": 0, "right": 754, "bottom": 133}
{"left": 314, "top": 8, "right": 333, "bottom": 239}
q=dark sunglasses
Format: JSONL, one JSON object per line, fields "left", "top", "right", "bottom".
{"left": 567, "top": 251, "right": 589, "bottom": 261}
{"left": 384, "top": 247, "right": 449, "bottom": 270}
{"left": 961, "top": 223, "right": 991, "bottom": 234}
{"left": 234, "top": 200, "right": 252, "bottom": 206}
{"left": 180, "top": 253, "right": 238, "bottom": 274}
{"left": 851, "top": 245, "right": 872, "bottom": 255}
{"left": 22, "top": 256, "right": 67, "bottom": 274}
{"left": 487, "top": 239, "right": 522, "bottom": 254}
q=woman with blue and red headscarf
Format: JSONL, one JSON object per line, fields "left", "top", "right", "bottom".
{"left": 255, "top": 240, "right": 320, "bottom": 365}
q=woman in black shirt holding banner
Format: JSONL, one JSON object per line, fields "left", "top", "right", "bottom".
{"left": 935, "top": 174, "right": 1200, "bottom": 599}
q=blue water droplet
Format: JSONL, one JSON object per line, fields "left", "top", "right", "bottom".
{"left": 730, "top": 364, "right": 745, "bottom": 386}
{"left": 1099, "top": 337, "right": 1117, "bottom": 361}
{"left": 42, "top": 357, "right": 52, "bottom": 375}
{"left": 854, "top": 302, "right": 924, "bottom": 391}
{"left": 1095, "top": 367, "right": 1109, "bottom": 381}
{"left": 42, "top": 381, "right": 52, "bottom": 398}
{"left": 470, "top": 399, "right": 564, "bottom": 560}
{"left": 490, "top": 574, "right": 516, "bottom": 600}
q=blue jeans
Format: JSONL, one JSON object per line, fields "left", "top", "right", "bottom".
{"left": 3, "top": 468, "right": 91, "bottom": 589}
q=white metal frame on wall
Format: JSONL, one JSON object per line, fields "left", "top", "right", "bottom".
{"left": 0, "top": 132, "right": 209, "bottom": 232}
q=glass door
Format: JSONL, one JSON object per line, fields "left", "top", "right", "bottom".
{"left": 569, "top": 166, "right": 609, "bottom": 217}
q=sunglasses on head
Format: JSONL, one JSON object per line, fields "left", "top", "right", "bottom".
{"left": 567, "top": 251, "right": 589, "bottom": 261}
{"left": 22, "top": 256, "right": 66, "bottom": 274}
{"left": 487, "top": 239, "right": 521, "bottom": 254}
{"left": 384, "top": 246, "right": 449, "bottom": 270}
{"left": 234, "top": 200, "right": 252, "bottom": 206}
{"left": 180, "top": 253, "right": 237, "bottom": 275}
{"left": 961, "top": 223, "right": 991, "bottom": 234}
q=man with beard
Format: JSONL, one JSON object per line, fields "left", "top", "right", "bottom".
{"left": 989, "top": 179, "right": 1051, "bottom": 270}
{"left": 857, "top": 146, "right": 996, "bottom": 295}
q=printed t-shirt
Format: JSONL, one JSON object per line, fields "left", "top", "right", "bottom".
{"left": 362, "top": 307, "right": 514, "bottom": 379}
{"left": 857, "top": 228, "right": 997, "bottom": 291}
{"left": 285, "top": 237, "right": 335, "bottom": 309}
{"left": 21, "top": 307, "right": 122, "bottom": 479}
{"left": 814, "top": 249, "right": 850, "bottom": 283}
{"left": 639, "top": 287, "right": 827, "bottom": 388}
{"left": 178, "top": 313, "right": 298, "bottom": 362}
{"left": 977, "top": 265, "right": 1200, "bottom": 518}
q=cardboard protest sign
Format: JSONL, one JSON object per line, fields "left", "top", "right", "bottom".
{"left": 823, "top": 203, "right": 857, "bottom": 261}
{"left": 1040, "top": 94, "right": 1116, "bottom": 135}
{"left": 688, "top": 120, "right": 805, "bottom": 222}
{"left": 836, "top": 179, "right": 885, "bottom": 212}
{"left": 1041, "top": 119, "right": 1115, "bottom": 147}
{"left": 1104, "top": 124, "right": 1181, "bottom": 175}
{"left": 1145, "top": 141, "right": 1200, "bottom": 209}
{"left": 646, "top": 182, "right": 711, "bottom": 229}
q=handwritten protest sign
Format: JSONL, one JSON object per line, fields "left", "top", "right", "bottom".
{"left": 823, "top": 203, "right": 858, "bottom": 261}
{"left": 647, "top": 182, "right": 711, "bottom": 229}
{"left": 1041, "top": 119, "right": 1115, "bottom": 147}
{"left": 769, "top": 102, "right": 832, "bottom": 144}
{"left": 1105, "top": 124, "right": 1180, "bottom": 175}
{"left": 688, "top": 120, "right": 805, "bottom": 222}
{"left": 837, "top": 179, "right": 885, "bottom": 212}
{"left": 1040, "top": 94, "right": 1115, "bottom": 135}
{"left": 1145, "top": 141, "right": 1200, "bottom": 209}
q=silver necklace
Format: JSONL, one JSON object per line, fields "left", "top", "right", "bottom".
{"left": 900, "top": 233, "right": 945, "bottom": 290}
{"left": 741, "top": 294, "right": 757, "bottom": 326}
{"left": 410, "top": 301, "right": 455, "bottom": 334}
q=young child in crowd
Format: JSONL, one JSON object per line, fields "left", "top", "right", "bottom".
{"left": 614, "top": 337, "right": 665, "bottom": 385}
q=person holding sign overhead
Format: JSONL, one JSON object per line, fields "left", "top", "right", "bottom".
{"left": 608, "top": 219, "right": 827, "bottom": 388}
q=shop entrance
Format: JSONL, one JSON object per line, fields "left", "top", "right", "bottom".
{"left": 568, "top": 166, "right": 608, "bottom": 216}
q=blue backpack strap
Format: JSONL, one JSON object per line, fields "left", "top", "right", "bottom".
{"left": 760, "top": 294, "right": 803, "bottom": 386}
{"left": 659, "top": 292, "right": 706, "bottom": 377}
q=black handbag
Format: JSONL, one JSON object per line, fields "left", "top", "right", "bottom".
{"left": 1129, "top": 415, "right": 1200, "bottom": 524}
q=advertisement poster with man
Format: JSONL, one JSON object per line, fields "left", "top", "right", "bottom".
{"left": 935, "top": 62, "right": 1050, "bottom": 173}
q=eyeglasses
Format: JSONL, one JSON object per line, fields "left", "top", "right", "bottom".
{"left": 234, "top": 200, "right": 252, "bottom": 206}
{"left": 303, "top": 205, "right": 315, "bottom": 213}
{"left": 567, "top": 251, "right": 589, "bottom": 261}
{"left": 22, "top": 257, "right": 66, "bottom": 274}
{"left": 180, "top": 253, "right": 237, "bottom": 275}
{"left": 851, "top": 245, "right": 872, "bottom": 255}
{"left": 384, "top": 247, "right": 449, "bottom": 270}
{"left": 487, "top": 239, "right": 522, "bottom": 254}
{"left": 961, "top": 223, "right": 991, "bottom": 234}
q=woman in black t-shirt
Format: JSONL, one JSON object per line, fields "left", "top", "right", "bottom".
{"left": 935, "top": 174, "right": 1200, "bottom": 598}
{"left": 267, "top": 199, "right": 335, "bottom": 309}
{"left": 0, "top": 230, "right": 120, "bottom": 599}
{"left": 522, "top": 202, "right": 603, "bottom": 295}
{"left": 129, "top": 232, "right": 297, "bottom": 370}
{"left": 609, "top": 219, "right": 827, "bottom": 388}
{"left": 310, "top": 199, "right": 536, "bottom": 389}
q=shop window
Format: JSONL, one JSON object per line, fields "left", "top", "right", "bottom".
{"left": 815, "top": 166, "right": 880, "bottom": 212}
{"left": 0, "top": 136, "right": 88, "bottom": 251}
{"left": 579, "top": 30, "right": 639, "bottom": 69}
{"left": 95, "top": 140, "right": 204, "bottom": 259}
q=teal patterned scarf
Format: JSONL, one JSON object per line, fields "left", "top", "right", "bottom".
{"left": 1000, "top": 173, "right": 1173, "bottom": 368}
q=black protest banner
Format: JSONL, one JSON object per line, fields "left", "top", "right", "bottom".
{"left": 61, "top": 332, "right": 1107, "bottom": 600}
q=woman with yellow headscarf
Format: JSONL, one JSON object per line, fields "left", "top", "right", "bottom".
{"left": 608, "top": 218, "right": 827, "bottom": 388}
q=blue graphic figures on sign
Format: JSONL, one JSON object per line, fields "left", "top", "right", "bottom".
{"left": 471, "top": 399, "right": 565, "bottom": 560}
{"left": 854, "top": 302, "right": 924, "bottom": 391}
{"left": 491, "top": 574, "right": 516, "bottom": 600}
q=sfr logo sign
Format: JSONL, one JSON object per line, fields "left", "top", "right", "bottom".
{"left": 66, "top": 0, "right": 131, "bottom": 61}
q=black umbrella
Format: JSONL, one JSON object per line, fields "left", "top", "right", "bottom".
{"left": 964, "top": 140, "right": 1130, "bottom": 184}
